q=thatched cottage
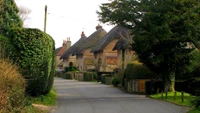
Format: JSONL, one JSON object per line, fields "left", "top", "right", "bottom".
{"left": 60, "top": 32, "right": 87, "bottom": 68}
{"left": 55, "top": 38, "right": 71, "bottom": 69}
{"left": 73, "top": 24, "right": 107, "bottom": 71}
{"left": 91, "top": 26, "right": 134, "bottom": 72}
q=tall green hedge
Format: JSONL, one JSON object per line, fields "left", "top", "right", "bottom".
{"left": 124, "top": 61, "right": 155, "bottom": 80}
{"left": 9, "top": 28, "right": 55, "bottom": 96}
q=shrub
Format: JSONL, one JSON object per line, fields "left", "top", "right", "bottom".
{"left": 84, "top": 72, "right": 97, "bottom": 81}
{"left": 0, "top": 59, "right": 26, "bottom": 112}
{"left": 124, "top": 61, "right": 155, "bottom": 80}
{"left": 101, "top": 74, "right": 113, "bottom": 85}
{"left": 64, "top": 73, "right": 71, "bottom": 79}
{"left": 64, "top": 66, "right": 78, "bottom": 72}
{"left": 112, "top": 76, "right": 121, "bottom": 87}
{"left": 191, "top": 96, "right": 200, "bottom": 110}
{"left": 176, "top": 78, "right": 200, "bottom": 96}
{"left": 9, "top": 28, "right": 55, "bottom": 96}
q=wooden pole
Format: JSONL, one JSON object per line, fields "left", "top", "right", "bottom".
{"left": 44, "top": 5, "right": 47, "bottom": 33}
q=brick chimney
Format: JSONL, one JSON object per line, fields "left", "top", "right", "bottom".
{"left": 81, "top": 31, "right": 87, "bottom": 39}
{"left": 62, "top": 40, "right": 67, "bottom": 47}
{"left": 66, "top": 37, "right": 71, "bottom": 49}
{"left": 96, "top": 24, "right": 102, "bottom": 30}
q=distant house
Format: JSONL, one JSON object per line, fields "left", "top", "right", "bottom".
{"left": 60, "top": 32, "right": 87, "bottom": 68}
{"left": 91, "top": 26, "right": 135, "bottom": 72}
{"left": 73, "top": 24, "right": 107, "bottom": 71}
{"left": 55, "top": 38, "right": 71, "bottom": 69}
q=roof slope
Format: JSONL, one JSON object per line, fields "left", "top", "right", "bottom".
{"left": 55, "top": 47, "right": 62, "bottom": 55}
{"left": 74, "top": 28, "right": 107, "bottom": 55}
{"left": 112, "top": 39, "right": 132, "bottom": 51}
{"left": 60, "top": 35, "right": 87, "bottom": 59}
{"left": 91, "top": 26, "right": 130, "bottom": 53}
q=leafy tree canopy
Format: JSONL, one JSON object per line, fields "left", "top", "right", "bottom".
{"left": 98, "top": 0, "right": 200, "bottom": 91}
{"left": 0, "top": 0, "right": 22, "bottom": 35}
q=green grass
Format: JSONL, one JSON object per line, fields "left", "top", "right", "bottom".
{"left": 150, "top": 92, "right": 200, "bottom": 113}
{"left": 24, "top": 88, "right": 57, "bottom": 113}
{"left": 150, "top": 92, "right": 194, "bottom": 106}
{"left": 188, "top": 108, "right": 200, "bottom": 113}
{"left": 28, "top": 89, "right": 57, "bottom": 106}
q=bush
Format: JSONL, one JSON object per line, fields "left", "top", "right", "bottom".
{"left": 192, "top": 96, "right": 200, "bottom": 110}
{"left": 64, "top": 66, "right": 78, "bottom": 72}
{"left": 0, "top": 59, "right": 26, "bottom": 112}
{"left": 145, "top": 81, "right": 164, "bottom": 95}
{"left": 124, "top": 61, "right": 155, "bottom": 80}
{"left": 101, "top": 74, "right": 113, "bottom": 85}
{"left": 112, "top": 76, "right": 121, "bottom": 87}
{"left": 9, "top": 28, "right": 55, "bottom": 96}
{"left": 84, "top": 72, "right": 97, "bottom": 81}
{"left": 64, "top": 73, "right": 72, "bottom": 79}
{"left": 176, "top": 78, "right": 200, "bottom": 96}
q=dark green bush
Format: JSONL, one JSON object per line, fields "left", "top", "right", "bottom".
{"left": 84, "top": 72, "right": 97, "bottom": 81}
{"left": 124, "top": 61, "right": 155, "bottom": 80}
{"left": 64, "top": 73, "right": 71, "bottom": 79}
{"left": 9, "top": 28, "right": 55, "bottom": 96}
{"left": 64, "top": 66, "right": 78, "bottom": 72}
{"left": 112, "top": 76, "right": 121, "bottom": 87}
{"left": 192, "top": 96, "right": 200, "bottom": 110}
{"left": 101, "top": 74, "right": 113, "bottom": 84}
{"left": 176, "top": 78, "right": 200, "bottom": 96}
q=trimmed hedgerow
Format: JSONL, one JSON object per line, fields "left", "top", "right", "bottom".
{"left": 9, "top": 28, "right": 55, "bottom": 96}
{"left": 124, "top": 61, "right": 155, "bottom": 80}
{"left": 84, "top": 72, "right": 97, "bottom": 81}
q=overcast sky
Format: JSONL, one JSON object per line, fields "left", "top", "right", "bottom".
{"left": 15, "top": 0, "right": 114, "bottom": 48}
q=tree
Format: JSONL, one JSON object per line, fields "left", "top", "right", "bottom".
{"left": 98, "top": 0, "right": 200, "bottom": 91}
{"left": 0, "top": 0, "right": 22, "bottom": 35}
{"left": 18, "top": 5, "right": 31, "bottom": 27}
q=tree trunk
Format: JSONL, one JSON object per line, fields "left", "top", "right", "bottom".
{"left": 164, "top": 72, "right": 175, "bottom": 92}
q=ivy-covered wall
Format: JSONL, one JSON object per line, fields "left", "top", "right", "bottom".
{"left": 9, "top": 28, "right": 55, "bottom": 96}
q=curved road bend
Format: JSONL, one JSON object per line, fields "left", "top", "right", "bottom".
{"left": 53, "top": 77, "right": 190, "bottom": 113}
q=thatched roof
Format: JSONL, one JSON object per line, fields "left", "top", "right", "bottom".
{"left": 55, "top": 47, "right": 62, "bottom": 55}
{"left": 112, "top": 39, "right": 132, "bottom": 51}
{"left": 73, "top": 25, "right": 107, "bottom": 56}
{"left": 60, "top": 32, "right": 87, "bottom": 59}
{"left": 91, "top": 26, "right": 131, "bottom": 53}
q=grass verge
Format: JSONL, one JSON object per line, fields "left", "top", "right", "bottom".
{"left": 25, "top": 88, "right": 57, "bottom": 113}
{"left": 150, "top": 92, "right": 200, "bottom": 113}
{"left": 28, "top": 89, "right": 57, "bottom": 106}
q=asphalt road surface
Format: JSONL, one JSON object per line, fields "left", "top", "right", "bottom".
{"left": 53, "top": 77, "right": 190, "bottom": 113}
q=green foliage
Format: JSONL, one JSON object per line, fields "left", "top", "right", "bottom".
{"left": 64, "top": 66, "right": 78, "bottom": 72}
{"left": 9, "top": 28, "right": 55, "bottom": 96}
{"left": 84, "top": 72, "right": 97, "bottom": 81}
{"left": 124, "top": 61, "right": 155, "bottom": 80}
{"left": 101, "top": 74, "right": 113, "bottom": 84}
{"left": 192, "top": 96, "right": 200, "bottom": 110}
{"left": 28, "top": 89, "right": 57, "bottom": 106}
{"left": 0, "top": 0, "right": 22, "bottom": 35}
{"left": 150, "top": 92, "right": 193, "bottom": 107}
{"left": 98, "top": 0, "right": 200, "bottom": 91}
{"left": 112, "top": 76, "right": 121, "bottom": 87}
{"left": 64, "top": 73, "right": 72, "bottom": 79}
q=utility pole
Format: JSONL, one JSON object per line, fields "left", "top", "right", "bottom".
{"left": 44, "top": 5, "right": 47, "bottom": 33}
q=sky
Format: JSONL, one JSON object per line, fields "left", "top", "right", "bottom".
{"left": 15, "top": 0, "right": 114, "bottom": 48}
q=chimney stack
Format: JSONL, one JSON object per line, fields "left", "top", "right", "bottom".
{"left": 96, "top": 24, "right": 102, "bottom": 30}
{"left": 62, "top": 40, "right": 67, "bottom": 47}
{"left": 81, "top": 31, "right": 85, "bottom": 38}
{"left": 66, "top": 37, "right": 71, "bottom": 49}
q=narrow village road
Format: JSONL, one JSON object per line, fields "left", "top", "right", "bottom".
{"left": 53, "top": 77, "right": 189, "bottom": 113}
